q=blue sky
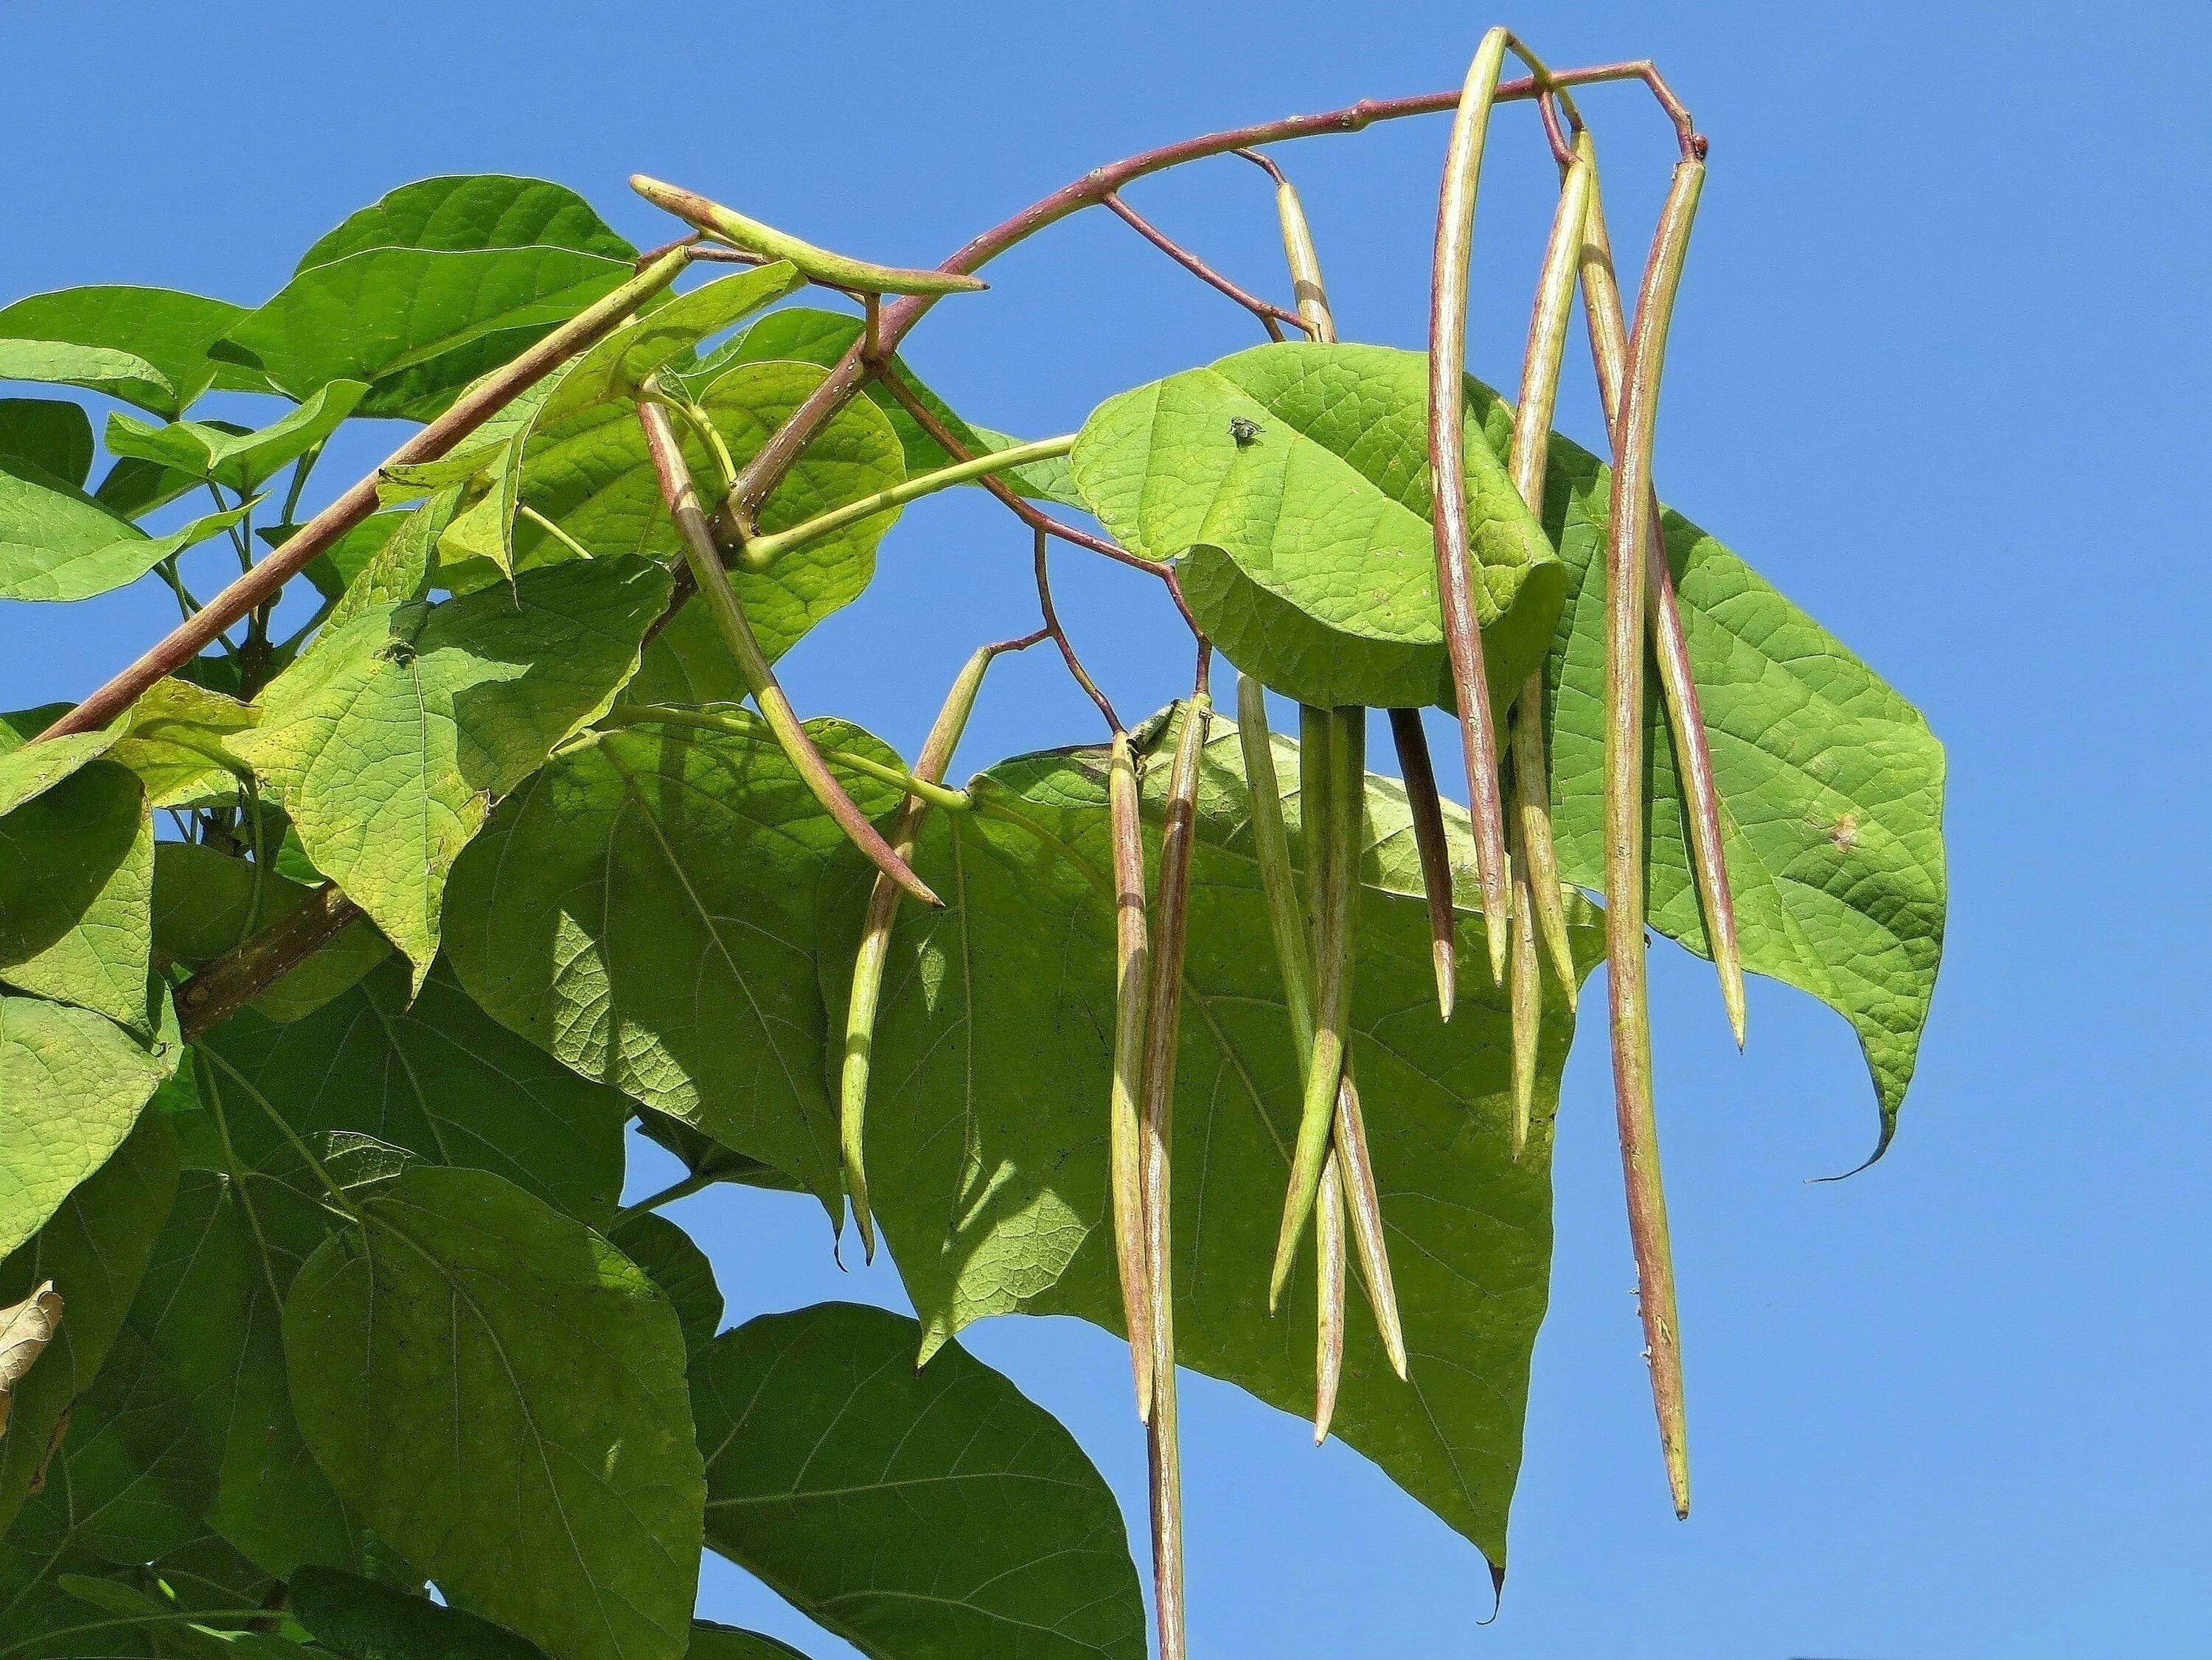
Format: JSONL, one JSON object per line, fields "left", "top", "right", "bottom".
{"left": 6, "top": 1, "right": 2210, "bottom": 1655}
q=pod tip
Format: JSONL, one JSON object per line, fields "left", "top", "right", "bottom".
{"left": 1433, "top": 940, "right": 1456, "bottom": 1021}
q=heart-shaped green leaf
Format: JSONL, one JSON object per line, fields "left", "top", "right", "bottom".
{"left": 693, "top": 1302, "right": 1145, "bottom": 1660}
{"left": 0, "top": 287, "right": 248, "bottom": 417}
{"left": 1072, "top": 342, "right": 1565, "bottom": 709}
{"left": 0, "top": 461, "right": 251, "bottom": 602}
{"left": 104, "top": 380, "right": 366, "bottom": 494}
{"left": 0, "top": 757, "right": 152, "bottom": 1028}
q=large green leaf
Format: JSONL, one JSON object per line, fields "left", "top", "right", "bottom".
{"left": 1072, "top": 342, "right": 1564, "bottom": 710}
{"left": 444, "top": 710, "right": 906, "bottom": 1214}
{"left": 509, "top": 359, "right": 902, "bottom": 663}
{"left": 108, "top": 681, "right": 256, "bottom": 811}
{"left": 197, "top": 955, "right": 627, "bottom": 1220}
{"left": 686, "top": 1623, "right": 812, "bottom": 1660}
{"left": 0, "top": 758, "right": 152, "bottom": 1027}
{"left": 695, "top": 306, "right": 1083, "bottom": 505}
{"left": 102, "top": 381, "right": 366, "bottom": 495}
{"left": 1512, "top": 393, "right": 1948, "bottom": 1146}
{"left": 219, "top": 178, "right": 634, "bottom": 423}
{"left": 283, "top": 1166, "right": 705, "bottom": 1660}
{"left": 534, "top": 265, "right": 805, "bottom": 428}
{"left": 291, "top": 1566, "right": 553, "bottom": 1659}
{"left": 829, "top": 706, "right": 1597, "bottom": 1570}
{"left": 0, "top": 462, "right": 251, "bottom": 602}
{"left": 0, "top": 993, "right": 173, "bottom": 1260}
{"left": 0, "top": 288, "right": 248, "bottom": 417}
{"left": 692, "top": 1302, "right": 1145, "bottom": 1660}
{"left": 152, "top": 843, "right": 391, "bottom": 1024}
{"left": 604, "top": 1212, "right": 722, "bottom": 1359}
{"left": 0, "top": 397, "right": 94, "bottom": 487}
{"left": 0, "top": 1113, "right": 179, "bottom": 1539}
{"left": 296, "top": 176, "right": 634, "bottom": 270}
{"left": 0, "top": 705, "right": 119, "bottom": 819}
{"left": 230, "top": 556, "right": 672, "bottom": 979}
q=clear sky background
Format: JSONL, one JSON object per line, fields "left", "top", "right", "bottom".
{"left": 6, "top": 2, "right": 2210, "bottom": 1656}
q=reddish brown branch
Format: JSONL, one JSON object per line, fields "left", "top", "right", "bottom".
{"left": 1034, "top": 529, "right": 1121, "bottom": 735}
{"left": 1101, "top": 191, "right": 1299, "bottom": 340}
{"left": 725, "top": 63, "right": 1697, "bottom": 530}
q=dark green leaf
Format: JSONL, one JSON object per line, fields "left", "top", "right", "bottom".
{"left": 284, "top": 1166, "right": 705, "bottom": 1660}
{"left": 198, "top": 955, "right": 627, "bottom": 1220}
{"left": 0, "top": 397, "right": 94, "bottom": 487}
{"left": 0, "top": 1112, "right": 179, "bottom": 1538}
{"left": 152, "top": 843, "right": 391, "bottom": 1024}
{"left": 827, "top": 708, "right": 1599, "bottom": 1570}
{"left": 0, "top": 705, "right": 119, "bottom": 819}
{"left": 0, "top": 758, "right": 152, "bottom": 1027}
{"left": 693, "top": 1302, "right": 1144, "bottom": 1660}
{"left": 291, "top": 1566, "right": 555, "bottom": 1659}
{"left": 445, "top": 711, "right": 908, "bottom": 1214}
{"left": 685, "top": 1623, "right": 813, "bottom": 1660}
{"left": 633, "top": 1107, "right": 801, "bottom": 1196}
{"left": 605, "top": 1212, "right": 722, "bottom": 1358}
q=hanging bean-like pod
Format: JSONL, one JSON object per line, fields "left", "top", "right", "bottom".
{"left": 1601, "top": 158, "right": 1706, "bottom": 1521}
{"left": 1237, "top": 676, "right": 1408, "bottom": 1375}
{"left": 1426, "top": 25, "right": 1516, "bottom": 986}
{"left": 1387, "top": 708, "right": 1458, "bottom": 1021}
{"left": 1314, "top": 1150, "right": 1346, "bottom": 1443}
{"left": 840, "top": 645, "right": 995, "bottom": 1262}
{"left": 1108, "top": 730, "right": 1157, "bottom": 1420}
{"left": 1574, "top": 133, "right": 1746, "bottom": 1049}
{"left": 1270, "top": 705, "right": 1363, "bottom": 1310}
{"left": 636, "top": 400, "right": 940, "bottom": 907}
{"left": 1139, "top": 692, "right": 1210, "bottom": 1660}
{"left": 1270, "top": 170, "right": 1336, "bottom": 344}
{"left": 1505, "top": 141, "right": 1593, "bottom": 1007}
{"left": 1507, "top": 779, "right": 1543, "bottom": 1159}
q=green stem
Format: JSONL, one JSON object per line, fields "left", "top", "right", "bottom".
{"left": 634, "top": 400, "right": 941, "bottom": 907}
{"left": 615, "top": 1167, "right": 719, "bottom": 1222}
{"left": 736, "top": 434, "right": 1077, "bottom": 571}
{"left": 1107, "top": 729, "right": 1156, "bottom": 1420}
{"left": 518, "top": 502, "right": 597, "bottom": 564}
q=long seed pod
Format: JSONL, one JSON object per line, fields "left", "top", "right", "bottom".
{"left": 1387, "top": 708, "right": 1458, "bottom": 1021}
{"left": 1601, "top": 158, "right": 1706, "bottom": 1521}
{"left": 1270, "top": 705, "right": 1363, "bottom": 1309}
{"left": 1314, "top": 1150, "right": 1346, "bottom": 1443}
{"left": 841, "top": 645, "right": 995, "bottom": 1262}
{"left": 1108, "top": 730, "right": 1156, "bottom": 1420}
{"left": 1270, "top": 172, "right": 1336, "bottom": 343}
{"left": 1427, "top": 25, "right": 1516, "bottom": 987}
{"left": 1139, "top": 692, "right": 1210, "bottom": 1660}
{"left": 636, "top": 400, "right": 939, "bottom": 906}
{"left": 631, "top": 176, "right": 989, "bottom": 296}
{"left": 1329, "top": 1058, "right": 1407, "bottom": 1379}
{"left": 1504, "top": 141, "right": 1593, "bottom": 1001}
{"left": 1576, "top": 136, "right": 1745, "bottom": 1048}
{"left": 1507, "top": 779, "right": 1543, "bottom": 1158}
{"left": 1237, "top": 677, "right": 1406, "bottom": 1373}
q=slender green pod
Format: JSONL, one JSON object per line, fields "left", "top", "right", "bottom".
{"left": 1270, "top": 705, "right": 1363, "bottom": 1310}
{"left": 1426, "top": 25, "right": 1516, "bottom": 988}
{"left": 1108, "top": 730, "right": 1157, "bottom": 1420}
{"left": 1600, "top": 158, "right": 1705, "bottom": 1521}
{"left": 1576, "top": 142, "right": 1745, "bottom": 1049}
{"left": 636, "top": 400, "right": 939, "bottom": 907}
{"left": 1508, "top": 785, "right": 1542, "bottom": 1158}
{"left": 840, "top": 645, "right": 995, "bottom": 1261}
{"left": 737, "top": 434, "right": 1076, "bottom": 571}
{"left": 1387, "top": 708, "right": 1458, "bottom": 1021}
{"left": 1330, "top": 1060, "right": 1407, "bottom": 1379}
{"left": 631, "top": 175, "right": 989, "bottom": 296}
{"left": 1239, "top": 678, "right": 1406, "bottom": 1369}
{"left": 1314, "top": 1149, "right": 1346, "bottom": 1444}
{"left": 1139, "top": 694, "right": 1210, "bottom": 1660}
{"left": 1503, "top": 138, "right": 1593, "bottom": 1002}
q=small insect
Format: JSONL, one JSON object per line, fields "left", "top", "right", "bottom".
{"left": 1228, "top": 417, "right": 1263, "bottom": 447}
{"left": 377, "top": 638, "right": 418, "bottom": 666}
